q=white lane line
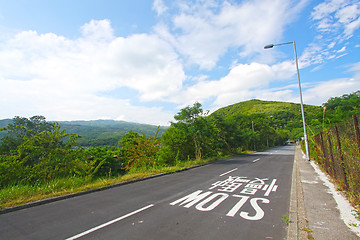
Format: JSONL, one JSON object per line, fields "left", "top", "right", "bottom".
{"left": 65, "top": 204, "right": 154, "bottom": 240}
{"left": 219, "top": 168, "right": 238, "bottom": 176}
{"left": 252, "top": 158, "right": 260, "bottom": 163}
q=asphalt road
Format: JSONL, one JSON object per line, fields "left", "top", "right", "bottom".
{"left": 0, "top": 145, "right": 295, "bottom": 240}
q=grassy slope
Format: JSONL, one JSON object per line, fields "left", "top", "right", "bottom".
{"left": 211, "top": 99, "right": 320, "bottom": 118}
{"left": 0, "top": 158, "right": 219, "bottom": 210}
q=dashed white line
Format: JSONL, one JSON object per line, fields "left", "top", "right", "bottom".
{"left": 65, "top": 204, "right": 154, "bottom": 240}
{"left": 219, "top": 168, "right": 238, "bottom": 176}
{"left": 252, "top": 158, "right": 260, "bottom": 163}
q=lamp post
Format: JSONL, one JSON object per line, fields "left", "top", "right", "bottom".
{"left": 264, "top": 41, "right": 310, "bottom": 161}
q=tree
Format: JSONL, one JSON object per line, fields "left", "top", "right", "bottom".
{"left": 158, "top": 124, "right": 194, "bottom": 164}
{"left": 174, "top": 102, "right": 206, "bottom": 124}
{"left": 120, "top": 129, "right": 161, "bottom": 171}
{"left": 0, "top": 116, "right": 55, "bottom": 154}
{"left": 173, "top": 102, "right": 210, "bottom": 160}
{"left": 16, "top": 123, "right": 82, "bottom": 182}
{"left": 323, "top": 90, "right": 360, "bottom": 123}
{"left": 0, "top": 121, "right": 84, "bottom": 185}
{"left": 119, "top": 131, "right": 142, "bottom": 148}
{"left": 163, "top": 102, "right": 228, "bottom": 162}
{"left": 77, "top": 146, "right": 124, "bottom": 178}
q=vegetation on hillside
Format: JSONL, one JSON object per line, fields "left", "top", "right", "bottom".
{"left": 58, "top": 120, "right": 167, "bottom": 147}
{"left": 0, "top": 119, "right": 167, "bottom": 147}
{"left": 0, "top": 90, "right": 359, "bottom": 209}
{"left": 211, "top": 99, "right": 322, "bottom": 141}
{"left": 322, "top": 91, "right": 360, "bottom": 123}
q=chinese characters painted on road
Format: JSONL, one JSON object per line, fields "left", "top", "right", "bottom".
{"left": 170, "top": 176, "right": 278, "bottom": 221}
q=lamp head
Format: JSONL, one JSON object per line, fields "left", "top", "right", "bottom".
{"left": 264, "top": 44, "right": 274, "bottom": 49}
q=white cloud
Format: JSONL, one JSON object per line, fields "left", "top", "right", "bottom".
{"left": 311, "top": 1, "right": 360, "bottom": 40}
{"left": 262, "top": 61, "right": 360, "bottom": 106}
{"left": 304, "top": 77, "right": 360, "bottom": 105}
{"left": 80, "top": 19, "right": 115, "bottom": 41}
{"left": 300, "top": 43, "right": 328, "bottom": 67}
{"left": 337, "top": 46, "right": 346, "bottom": 53}
{"left": 0, "top": 19, "right": 184, "bottom": 125}
{"left": 302, "top": 0, "right": 360, "bottom": 69}
{"left": 155, "top": 0, "right": 308, "bottom": 70}
{"left": 312, "top": 0, "right": 347, "bottom": 21}
{"left": 153, "top": 0, "right": 168, "bottom": 16}
{"left": 1, "top": 2, "right": 358, "bottom": 126}
{"left": 168, "top": 61, "right": 299, "bottom": 108}
{"left": 312, "top": 0, "right": 360, "bottom": 37}
{"left": 104, "top": 33, "right": 185, "bottom": 101}
{"left": 300, "top": 61, "right": 360, "bottom": 105}
{"left": 168, "top": 58, "right": 360, "bottom": 112}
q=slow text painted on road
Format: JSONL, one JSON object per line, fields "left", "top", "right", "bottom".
{"left": 170, "top": 172, "right": 278, "bottom": 221}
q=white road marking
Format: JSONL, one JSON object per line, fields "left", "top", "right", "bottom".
{"left": 264, "top": 179, "right": 277, "bottom": 196}
{"left": 219, "top": 168, "right": 238, "bottom": 176}
{"left": 252, "top": 158, "right": 260, "bottom": 163}
{"left": 65, "top": 204, "right": 154, "bottom": 240}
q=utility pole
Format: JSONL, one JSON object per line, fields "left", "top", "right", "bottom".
{"left": 252, "top": 121, "right": 256, "bottom": 151}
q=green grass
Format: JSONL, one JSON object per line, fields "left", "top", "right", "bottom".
{"left": 282, "top": 214, "right": 290, "bottom": 225}
{"left": 0, "top": 157, "right": 219, "bottom": 210}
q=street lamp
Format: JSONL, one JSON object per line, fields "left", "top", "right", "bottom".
{"left": 264, "top": 41, "right": 310, "bottom": 161}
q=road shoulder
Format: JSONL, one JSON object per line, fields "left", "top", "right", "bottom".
{"left": 294, "top": 145, "right": 360, "bottom": 240}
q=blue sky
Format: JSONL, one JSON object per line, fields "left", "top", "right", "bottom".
{"left": 0, "top": 0, "right": 359, "bottom": 125}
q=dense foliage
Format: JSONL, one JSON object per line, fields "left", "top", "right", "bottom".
{"left": 159, "top": 102, "right": 227, "bottom": 164}
{"left": 119, "top": 130, "right": 161, "bottom": 171}
{"left": 0, "top": 91, "right": 359, "bottom": 190}
{"left": 58, "top": 120, "right": 167, "bottom": 147}
{"left": 0, "top": 116, "right": 125, "bottom": 187}
{"left": 323, "top": 90, "right": 360, "bottom": 124}
{"left": 0, "top": 119, "right": 167, "bottom": 147}
{"left": 211, "top": 99, "right": 322, "bottom": 140}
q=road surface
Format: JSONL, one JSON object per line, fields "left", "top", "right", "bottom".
{"left": 0, "top": 145, "right": 295, "bottom": 240}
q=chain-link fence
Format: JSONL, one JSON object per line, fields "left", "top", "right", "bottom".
{"left": 312, "top": 114, "right": 360, "bottom": 204}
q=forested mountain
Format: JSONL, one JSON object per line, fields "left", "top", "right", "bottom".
{"left": 0, "top": 119, "right": 13, "bottom": 140}
{"left": 58, "top": 120, "right": 167, "bottom": 146}
{"left": 0, "top": 119, "right": 167, "bottom": 147}
{"left": 0, "top": 119, "right": 12, "bottom": 128}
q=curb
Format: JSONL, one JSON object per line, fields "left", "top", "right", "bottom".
{"left": 288, "top": 145, "right": 308, "bottom": 240}
{"left": 287, "top": 146, "right": 298, "bottom": 239}
{"left": 0, "top": 162, "right": 211, "bottom": 215}
{"left": 296, "top": 148, "right": 309, "bottom": 240}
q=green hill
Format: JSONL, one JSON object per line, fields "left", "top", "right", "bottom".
{"left": 0, "top": 119, "right": 167, "bottom": 147}
{"left": 211, "top": 91, "right": 360, "bottom": 128}
{"left": 60, "top": 120, "right": 168, "bottom": 147}
{"left": 210, "top": 99, "right": 323, "bottom": 140}
{"left": 211, "top": 99, "right": 320, "bottom": 119}
{"left": 0, "top": 119, "right": 12, "bottom": 140}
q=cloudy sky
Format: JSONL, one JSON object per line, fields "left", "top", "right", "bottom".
{"left": 0, "top": 0, "right": 359, "bottom": 125}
